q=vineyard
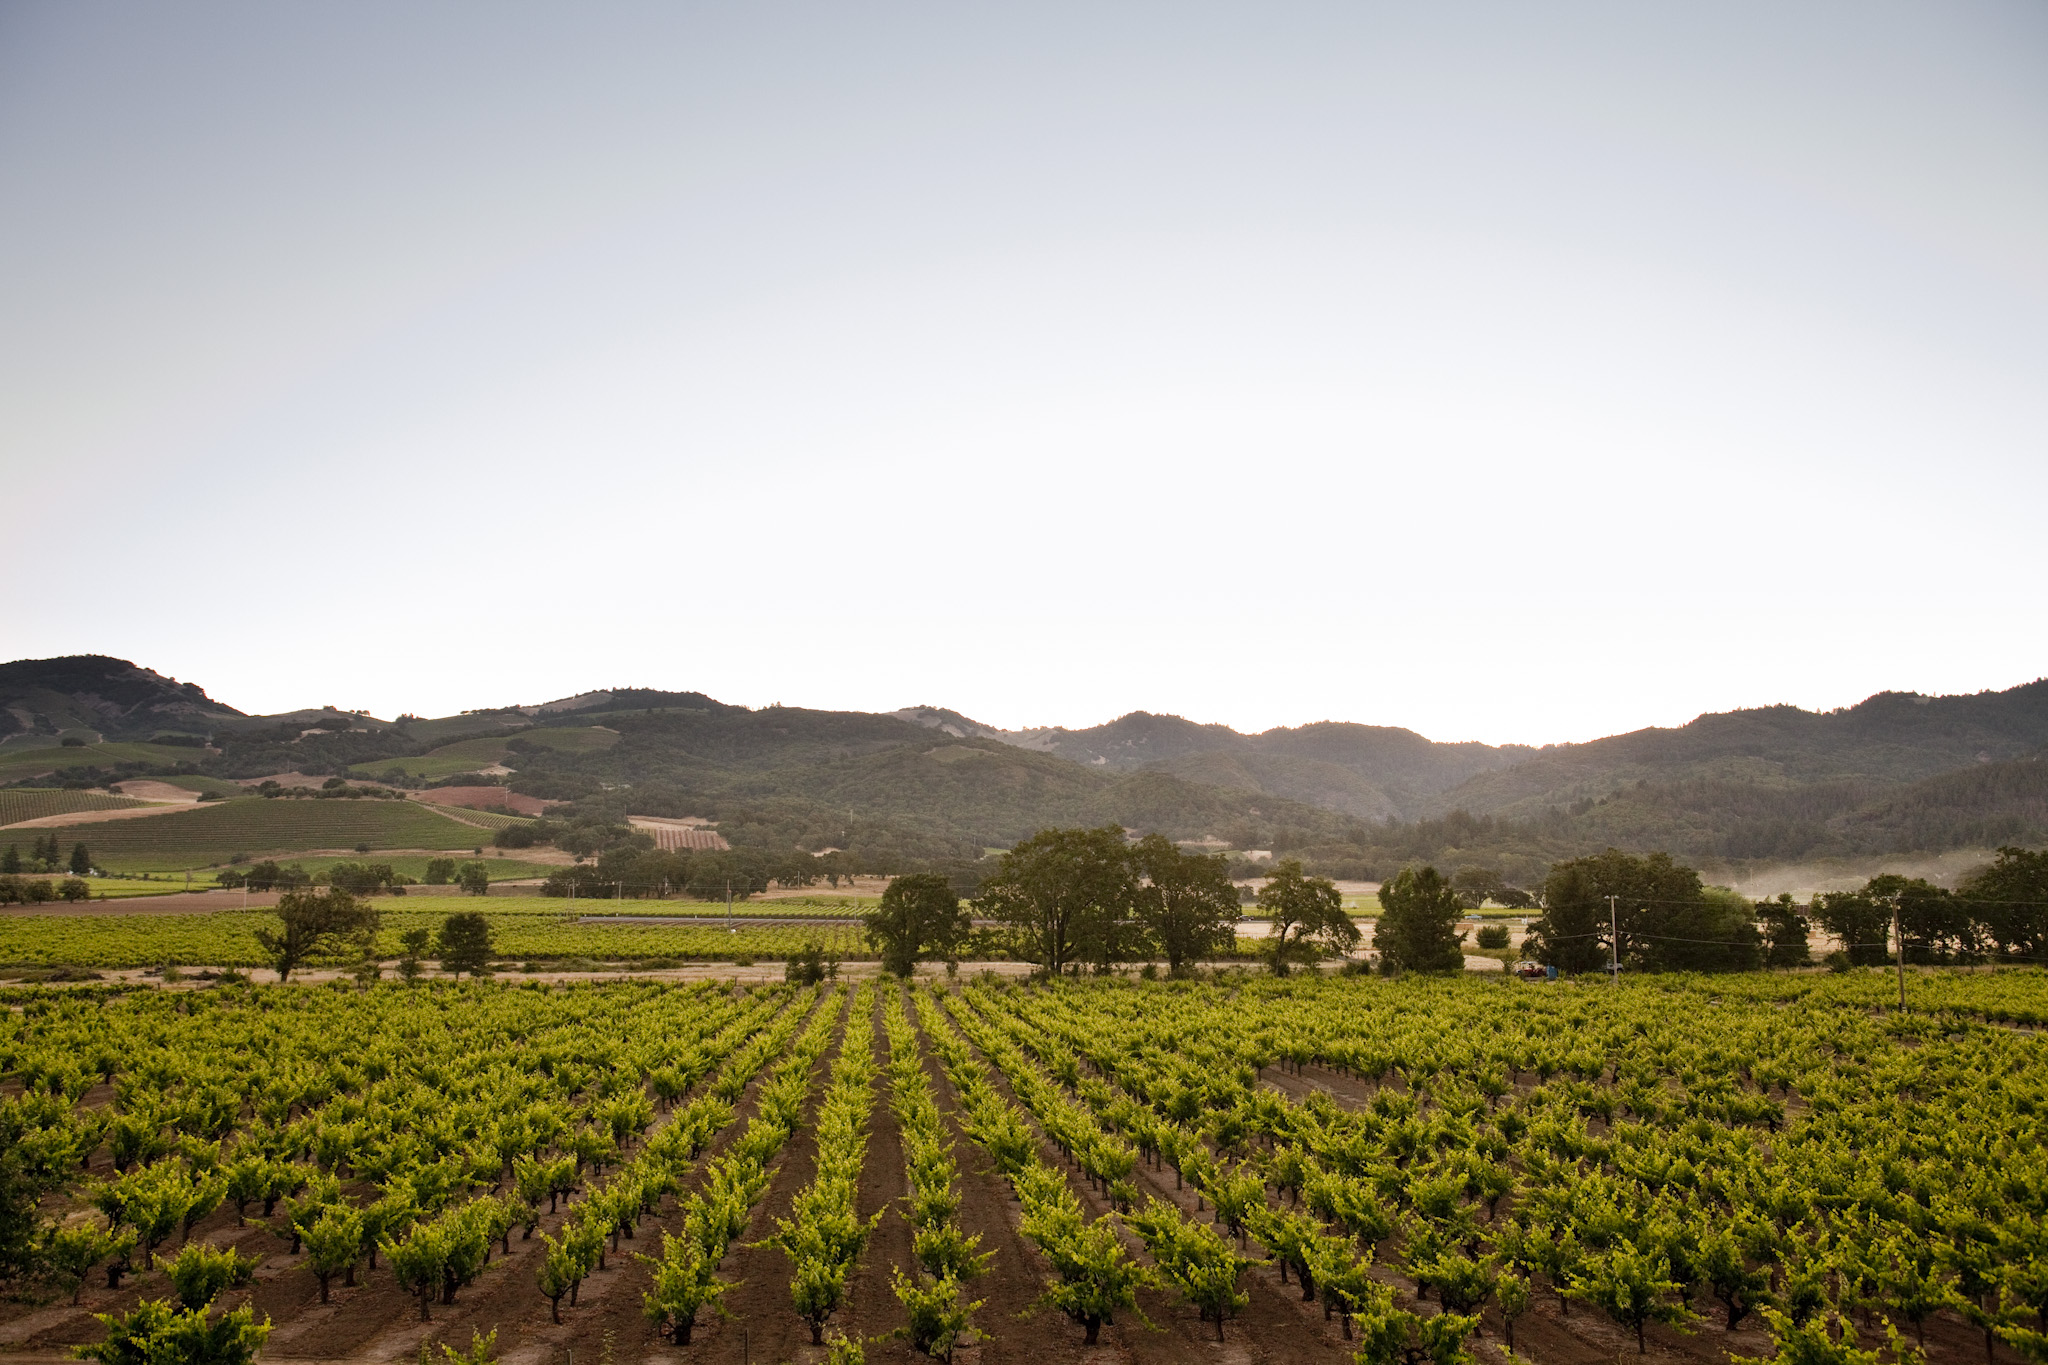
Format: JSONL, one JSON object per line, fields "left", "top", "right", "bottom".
{"left": 5, "top": 800, "right": 498, "bottom": 873}
{"left": 0, "top": 912, "right": 875, "bottom": 970}
{"left": 0, "top": 791, "right": 144, "bottom": 827}
{"left": 1, "top": 971, "right": 2045, "bottom": 1365}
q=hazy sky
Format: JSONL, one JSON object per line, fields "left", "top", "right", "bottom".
{"left": 5, "top": 3, "right": 2044, "bottom": 745}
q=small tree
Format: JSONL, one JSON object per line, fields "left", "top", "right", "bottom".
{"left": 437, "top": 914, "right": 494, "bottom": 978}
{"left": 1131, "top": 834, "right": 1241, "bottom": 974}
{"left": 304, "top": 1206, "right": 364, "bottom": 1303}
{"left": 60, "top": 877, "right": 92, "bottom": 903}
{"left": 457, "top": 862, "right": 490, "bottom": 896}
{"left": 785, "top": 942, "right": 830, "bottom": 985}
{"left": 1568, "top": 1240, "right": 1697, "bottom": 1353}
{"left": 1376, "top": 866, "right": 1467, "bottom": 973}
{"left": 156, "top": 1242, "right": 257, "bottom": 1310}
{"left": 42, "top": 1220, "right": 126, "bottom": 1305}
{"left": 1497, "top": 1272, "right": 1532, "bottom": 1349}
{"left": 385, "top": 1223, "right": 448, "bottom": 1322}
{"left": 538, "top": 1233, "right": 579, "bottom": 1324}
{"left": 639, "top": 1228, "right": 728, "bottom": 1344}
{"left": 789, "top": 1253, "right": 852, "bottom": 1346}
{"left": 1352, "top": 1282, "right": 1479, "bottom": 1365}
{"left": 422, "top": 858, "right": 456, "bottom": 886}
{"left": 1257, "top": 860, "right": 1354, "bottom": 974}
{"left": 397, "top": 928, "right": 431, "bottom": 982}
{"left": 975, "top": 825, "right": 1139, "bottom": 975}
{"left": 253, "top": 889, "right": 379, "bottom": 983}
{"left": 1023, "top": 1208, "right": 1143, "bottom": 1345}
{"left": 891, "top": 1269, "right": 982, "bottom": 1361}
{"left": 865, "top": 874, "right": 970, "bottom": 976}
{"left": 1700, "top": 1226, "right": 1772, "bottom": 1330}
{"left": 70, "top": 843, "right": 92, "bottom": 876}
{"left": 1758, "top": 895, "right": 1813, "bottom": 967}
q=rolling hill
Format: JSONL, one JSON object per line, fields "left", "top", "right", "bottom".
{"left": 4, "top": 654, "right": 2044, "bottom": 875}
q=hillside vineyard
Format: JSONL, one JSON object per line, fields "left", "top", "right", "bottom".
{"left": 4, "top": 973, "right": 2046, "bottom": 1365}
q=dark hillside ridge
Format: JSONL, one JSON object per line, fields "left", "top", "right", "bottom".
{"left": 1425, "top": 682, "right": 2048, "bottom": 820}
{"left": 0, "top": 655, "right": 244, "bottom": 743}
{"left": 481, "top": 705, "right": 1366, "bottom": 859}
{"left": 991, "top": 711, "right": 1536, "bottom": 820}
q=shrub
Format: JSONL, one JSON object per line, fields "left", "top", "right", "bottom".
{"left": 1475, "top": 925, "right": 1511, "bottom": 951}
{"left": 77, "top": 1299, "right": 268, "bottom": 1365}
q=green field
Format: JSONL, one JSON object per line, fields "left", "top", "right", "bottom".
{"left": 4, "top": 798, "right": 497, "bottom": 873}
{"left": 0, "top": 910, "right": 871, "bottom": 967}
{"left": 132, "top": 773, "right": 246, "bottom": 798}
{"left": 0, "top": 789, "right": 143, "bottom": 826}
{"left": 351, "top": 725, "right": 618, "bottom": 779}
{"left": 0, "top": 741, "right": 217, "bottom": 785}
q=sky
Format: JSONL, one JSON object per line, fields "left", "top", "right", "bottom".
{"left": 4, "top": 2, "right": 2045, "bottom": 746}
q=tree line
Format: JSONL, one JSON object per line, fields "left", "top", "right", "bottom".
{"left": 865, "top": 827, "right": 2048, "bottom": 980}
{"left": 861, "top": 826, "right": 1478, "bottom": 979}
{"left": 1521, "top": 844, "right": 2048, "bottom": 974}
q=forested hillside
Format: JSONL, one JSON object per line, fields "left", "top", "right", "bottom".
{"left": 4, "top": 655, "right": 2044, "bottom": 876}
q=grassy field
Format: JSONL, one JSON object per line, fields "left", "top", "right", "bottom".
{"left": 0, "top": 789, "right": 144, "bottom": 826}
{"left": 0, "top": 741, "right": 217, "bottom": 785}
{"left": 132, "top": 773, "right": 246, "bottom": 798}
{"left": 5, "top": 798, "right": 497, "bottom": 873}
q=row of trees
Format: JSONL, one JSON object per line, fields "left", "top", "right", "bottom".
{"left": 872, "top": 827, "right": 2048, "bottom": 979}
{"left": 860, "top": 827, "right": 1483, "bottom": 978}
{"left": 254, "top": 890, "right": 497, "bottom": 981}
{"left": 975, "top": 827, "right": 1244, "bottom": 976}
{"left": 1522, "top": 845, "right": 2048, "bottom": 974}
{"left": 860, "top": 828, "right": 1247, "bottom": 977}
{"left": 0, "top": 875, "right": 93, "bottom": 905}
{"left": 539, "top": 845, "right": 853, "bottom": 901}
{"left": 1, "top": 838, "right": 91, "bottom": 876}
{"left": 1811, "top": 848, "right": 2048, "bottom": 964}
{"left": 863, "top": 827, "right": 1376, "bottom": 977}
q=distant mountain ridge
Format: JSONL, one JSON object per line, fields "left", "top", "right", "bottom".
{"left": 5, "top": 654, "right": 2045, "bottom": 868}
{"left": 955, "top": 711, "right": 1534, "bottom": 821}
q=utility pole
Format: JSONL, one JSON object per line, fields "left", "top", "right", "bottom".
{"left": 1893, "top": 895, "right": 1906, "bottom": 1011}
{"left": 1608, "top": 894, "right": 1619, "bottom": 987}
{"left": 727, "top": 878, "right": 734, "bottom": 934}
